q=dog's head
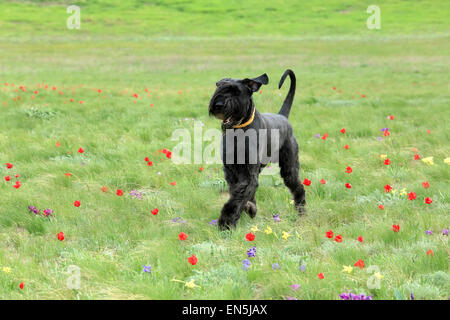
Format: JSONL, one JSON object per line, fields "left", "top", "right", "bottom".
{"left": 209, "top": 73, "right": 268, "bottom": 128}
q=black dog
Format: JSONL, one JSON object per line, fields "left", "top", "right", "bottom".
{"left": 209, "top": 69, "right": 306, "bottom": 230}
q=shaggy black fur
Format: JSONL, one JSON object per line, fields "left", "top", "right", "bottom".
{"left": 209, "top": 69, "right": 306, "bottom": 230}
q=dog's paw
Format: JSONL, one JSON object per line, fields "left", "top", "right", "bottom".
{"left": 244, "top": 201, "right": 257, "bottom": 218}
{"left": 218, "top": 217, "right": 236, "bottom": 230}
{"left": 296, "top": 204, "right": 306, "bottom": 216}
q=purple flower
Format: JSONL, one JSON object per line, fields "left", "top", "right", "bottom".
{"left": 43, "top": 209, "right": 53, "bottom": 217}
{"left": 425, "top": 230, "right": 432, "bottom": 235}
{"left": 339, "top": 292, "right": 373, "bottom": 300}
{"left": 410, "top": 292, "right": 415, "bottom": 300}
{"left": 381, "top": 128, "right": 389, "bottom": 132}
{"left": 242, "top": 259, "right": 251, "bottom": 271}
{"left": 130, "top": 190, "right": 143, "bottom": 199}
{"left": 247, "top": 247, "right": 256, "bottom": 258}
{"left": 286, "top": 296, "right": 298, "bottom": 300}
{"left": 314, "top": 133, "right": 321, "bottom": 139}
{"left": 299, "top": 264, "right": 306, "bottom": 272}
{"left": 443, "top": 229, "right": 448, "bottom": 236}
{"left": 143, "top": 265, "right": 152, "bottom": 273}
{"left": 209, "top": 219, "right": 217, "bottom": 226}
{"left": 272, "top": 263, "right": 280, "bottom": 270}
{"left": 28, "top": 206, "right": 40, "bottom": 215}
{"left": 291, "top": 284, "right": 300, "bottom": 291}
{"left": 273, "top": 214, "right": 280, "bottom": 222}
{"left": 377, "top": 136, "right": 383, "bottom": 141}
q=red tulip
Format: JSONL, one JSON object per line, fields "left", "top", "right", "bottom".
{"left": 425, "top": 197, "right": 432, "bottom": 204}
{"left": 151, "top": 208, "right": 159, "bottom": 215}
{"left": 187, "top": 254, "right": 197, "bottom": 265}
{"left": 74, "top": 200, "right": 81, "bottom": 207}
{"left": 325, "top": 230, "right": 334, "bottom": 238}
{"left": 302, "top": 178, "right": 311, "bottom": 186}
{"left": 178, "top": 232, "right": 188, "bottom": 241}
{"left": 57, "top": 232, "right": 65, "bottom": 241}
{"left": 245, "top": 232, "right": 255, "bottom": 241}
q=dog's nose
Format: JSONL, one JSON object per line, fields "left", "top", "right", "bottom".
{"left": 215, "top": 100, "right": 224, "bottom": 107}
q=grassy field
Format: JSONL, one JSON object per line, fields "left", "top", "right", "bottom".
{"left": 0, "top": 0, "right": 449, "bottom": 300}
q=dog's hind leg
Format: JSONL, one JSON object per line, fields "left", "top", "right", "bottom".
{"left": 279, "top": 138, "right": 306, "bottom": 214}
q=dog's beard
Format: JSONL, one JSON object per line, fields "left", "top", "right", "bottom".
{"left": 210, "top": 94, "right": 252, "bottom": 128}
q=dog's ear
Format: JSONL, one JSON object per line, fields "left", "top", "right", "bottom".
{"left": 241, "top": 73, "right": 269, "bottom": 92}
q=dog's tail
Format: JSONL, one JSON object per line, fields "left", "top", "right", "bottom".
{"left": 278, "top": 69, "right": 296, "bottom": 118}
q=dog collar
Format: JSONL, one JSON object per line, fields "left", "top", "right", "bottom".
{"left": 233, "top": 108, "right": 255, "bottom": 129}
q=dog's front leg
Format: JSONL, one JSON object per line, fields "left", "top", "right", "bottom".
{"left": 218, "top": 175, "right": 258, "bottom": 230}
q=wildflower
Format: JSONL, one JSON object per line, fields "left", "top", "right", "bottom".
{"left": 443, "top": 229, "right": 448, "bottom": 236}
{"left": 374, "top": 272, "right": 384, "bottom": 280}
{"left": 78, "top": 147, "right": 84, "bottom": 153}
{"left": 272, "top": 263, "right": 280, "bottom": 270}
{"left": 2, "top": 267, "right": 11, "bottom": 274}
{"left": 264, "top": 226, "right": 273, "bottom": 235}
{"left": 399, "top": 188, "right": 407, "bottom": 196}
{"left": 57, "top": 232, "right": 64, "bottom": 241}
{"left": 320, "top": 179, "right": 326, "bottom": 184}
{"left": 334, "top": 234, "right": 343, "bottom": 243}
{"left": 187, "top": 254, "right": 198, "bottom": 265}
{"left": 178, "top": 232, "right": 187, "bottom": 241}
{"left": 321, "top": 133, "right": 328, "bottom": 140}
{"left": 299, "top": 264, "right": 306, "bottom": 272}
{"left": 6, "top": 163, "right": 13, "bottom": 169}
{"left": 384, "top": 158, "right": 391, "bottom": 165}
{"left": 170, "top": 181, "right": 176, "bottom": 186}
{"left": 282, "top": 231, "right": 291, "bottom": 240}
{"left": 392, "top": 224, "right": 400, "bottom": 232}
{"left": 342, "top": 265, "right": 353, "bottom": 273}
{"left": 425, "top": 197, "right": 433, "bottom": 204}
{"left": 242, "top": 259, "right": 251, "bottom": 271}
{"left": 101, "top": 186, "right": 108, "bottom": 192}
{"left": 318, "top": 273, "right": 324, "bottom": 279}
{"left": 247, "top": 247, "right": 256, "bottom": 258}
{"left": 302, "top": 178, "right": 311, "bottom": 186}
{"left": 250, "top": 225, "right": 259, "bottom": 232}
{"left": 291, "top": 284, "right": 300, "bottom": 291}
{"left": 384, "top": 184, "right": 392, "bottom": 193}
{"left": 410, "top": 293, "right": 415, "bottom": 300}
{"left": 340, "top": 128, "right": 346, "bottom": 134}
{"left": 143, "top": 265, "right": 151, "bottom": 273}
{"left": 345, "top": 166, "right": 352, "bottom": 173}
{"left": 345, "top": 183, "right": 352, "bottom": 189}
{"left": 343, "top": 144, "right": 349, "bottom": 150}
{"left": 73, "top": 200, "right": 81, "bottom": 207}
{"left": 378, "top": 204, "right": 384, "bottom": 210}
{"left": 444, "top": 157, "right": 450, "bottom": 165}
{"left": 185, "top": 279, "right": 199, "bottom": 289}
{"left": 339, "top": 293, "right": 373, "bottom": 300}
{"left": 414, "top": 154, "right": 420, "bottom": 160}
{"left": 28, "top": 206, "right": 40, "bottom": 215}
{"left": 408, "top": 192, "right": 416, "bottom": 200}
{"left": 421, "top": 157, "right": 434, "bottom": 165}
{"left": 245, "top": 232, "right": 255, "bottom": 241}
{"left": 19, "top": 282, "right": 24, "bottom": 290}
{"left": 357, "top": 236, "right": 364, "bottom": 242}
{"left": 209, "top": 219, "right": 217, "bottom": 226}
{"left": 422, "top": 181, "right": 430, "bottom": 188}
{"left": 151, "top": 208, "right": 159, "bottom": 215}
{"left": 379, "top": 154, "right": 387, "bottom": 159}
{"left": 354, "top": 259, "right": 365, "bottom": 269}
{"left": 4, "top": 176, "right": 10, "bottom": 181}
{"left": 116, "top": 189, "right": 123, "bottom": 196}
{"left": 325, "top": 230, "right": 334, "bottom": 238}
{"left": 426, "top": 249, "right": 434, "bottom": 256}
{"left": 273, "top": 214, "right": 280, "bottom": 222}
{"left": 42, "top": 209, "right": 52, "bottom": 217}
{"left": 425, "top": 230, "right": 432, "bottom": 235}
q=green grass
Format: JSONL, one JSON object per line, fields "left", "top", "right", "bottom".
{"left": 0, "top": 0, "right": 449, "bottom": 300}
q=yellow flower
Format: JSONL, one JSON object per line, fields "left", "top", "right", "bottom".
{"left": 289, "top": 200, "right": 294, "bottom": 205}
{"left": 399, "top": 188, "right": 407, "bottom": 196}
{"left": 264, "top": 226, "right": 273, "bottom": 235}
{"left": 2, "top": 267, "right": 11, "bottom": 274}
{"left": 421, "top": 156, "right": 434, "bottom": 165}
{"left": 282, "top": 231, "right": 290, "bottom": 240}
{"left": 250, "top": 225, "right": 259, "bottom": 232}
{"left": 379, "top": 154, "right": 387, "bottom": 159}
{"left": 391, "top": 189, "right": 397, "bottom": 194}
{"left": 444, "top": 157, "right": 450, "bottom": 165}
{"left": 185, "top": 279, "right": 199, "bottom": 289}
{"left": 374, "top": 272, "right": 384, "bottom": 280}
{"left": 342, "top": 265, "right": 353, "bottom": 273}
